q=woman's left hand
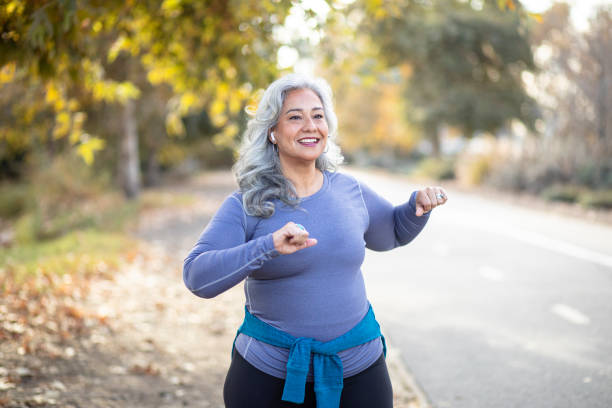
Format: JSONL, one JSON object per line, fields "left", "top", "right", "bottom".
{"left": 415, "top": 186, "right": 448, "bottom": 216}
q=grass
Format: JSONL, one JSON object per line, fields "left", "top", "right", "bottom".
{"left": 1, "top": 182, "right": 199, "bottom": 296}
{"left": 0, "top": 229, "right": 136, "bottom": 292}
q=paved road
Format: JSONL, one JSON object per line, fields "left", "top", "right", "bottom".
{"left": 350, "top": 169, "right": 612, "bottom": 408}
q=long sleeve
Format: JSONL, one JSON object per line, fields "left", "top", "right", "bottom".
{"left": 183, "top": 194, "right": 279, "bottom": 298}
{"left": 359, "top": 181, "right": 430, "bottom": 251}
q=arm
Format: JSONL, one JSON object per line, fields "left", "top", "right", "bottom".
{"left": 360, "top": 181, "right": 431, "bottom": 251}
{"left": 183, "top": 195, "right": 279, "bottom": 299}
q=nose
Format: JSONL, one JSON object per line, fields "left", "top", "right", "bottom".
{"left": 302, "top": 116, "right": 316, "bottom": 132}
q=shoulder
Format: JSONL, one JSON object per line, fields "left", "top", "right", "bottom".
{"left": 215, "top": 191, "right": 246, "bottom": 219}
{"left": 326, "top": 170, "right": 361, "bottom": 188}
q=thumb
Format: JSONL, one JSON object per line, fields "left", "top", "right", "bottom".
{"left": 305, "top": 238, "right": 318, "bottom": 247}
{"left": 415, "top": 205, "right": 424, "bottom": 217}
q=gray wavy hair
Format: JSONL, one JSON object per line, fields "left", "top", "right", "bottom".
{"left": 233, "top": 73, "right": 344, "bottom": 218}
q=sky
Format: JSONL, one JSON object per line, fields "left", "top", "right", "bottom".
{"left": 523, "top": 0, "right": 611, "bottom": 30}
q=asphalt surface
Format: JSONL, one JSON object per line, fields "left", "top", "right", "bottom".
{"left": 351, "top": 169, "right": 612, "bottom": 408}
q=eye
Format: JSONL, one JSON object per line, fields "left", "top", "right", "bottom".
{"left": 289, "top": 115, "right": 302, "bottom": 120}
{"left": 314, "top": 113, "right": 324, "bottom": 119}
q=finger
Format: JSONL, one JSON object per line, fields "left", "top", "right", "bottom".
{"left": 301, "top": 238, "right": 318, "bottom": 248}
{"left": 426, "top": 187, "right": 438, "bottom": 209}
{"left": 288, "top": 230, "right": 309, "bottom": 245}
{"left": 439, "top": 188, "right": 449, "bottom": 204}
{"left": 415, "top": 205, "right": 424, "bottom": 217}
{"left": 419, "top": 192, "right": 433, "bottom": 213}
{"left": 290, "top": 237, "right": 318, "bottom": 253}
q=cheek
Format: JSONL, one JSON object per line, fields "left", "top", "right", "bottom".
{"left": 319, "top": 123, "right": 329, "bottom": 136}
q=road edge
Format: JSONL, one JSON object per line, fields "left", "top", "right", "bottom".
{"left": 386, "top": 342, "right": 432, "bottom": 408}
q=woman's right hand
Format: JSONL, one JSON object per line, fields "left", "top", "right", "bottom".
{"left": 272, "top": 222, "right": 318, "bottom": 255}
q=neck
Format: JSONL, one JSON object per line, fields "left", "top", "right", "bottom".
{"left": 279, "top": 159, "right": 322, "bottom": 197}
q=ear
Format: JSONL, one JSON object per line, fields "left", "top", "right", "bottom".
{"left": 269, "top": 131, "right": 276, "bottom": 144}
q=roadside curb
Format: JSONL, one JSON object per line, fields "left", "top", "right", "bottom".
{"left": 386, "top": 343, "right": 432, "bottom": 408}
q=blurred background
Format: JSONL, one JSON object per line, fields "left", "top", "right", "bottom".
{"left": 1, "top": 0, "right": 611, "bottom": 407}
{"left": 1, "top": 0, "right": 611, "bottom": 245}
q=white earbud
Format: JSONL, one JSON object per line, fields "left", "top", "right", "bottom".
{"left": 270, "top": 132, "right": 276, "bottom": 143}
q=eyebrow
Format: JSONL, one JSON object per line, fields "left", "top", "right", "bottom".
{"left": 284, "top": 107, "right": 324, "bottom": 115}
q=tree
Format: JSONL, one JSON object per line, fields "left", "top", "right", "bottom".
{"left": 529, "top": 3, "right": 612, "bottom": 187}
{"left": 356, "top": 0, "right": 539, "bottom": 156}
{"left": 1, "top": 0, "right": 294, "bottom": 196}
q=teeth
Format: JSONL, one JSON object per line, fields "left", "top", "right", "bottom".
{"left": 299, "top": 138, "right": 318, "bottom": 143}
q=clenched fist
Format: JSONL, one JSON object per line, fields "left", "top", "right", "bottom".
{"left": 272, "top": 222, "right": 318, "bottom": 255}
{"left": 415, "top": 186, "right": 449, "bottom": 216}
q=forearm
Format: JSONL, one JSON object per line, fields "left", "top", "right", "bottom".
{"left": 392, "top": 191, "right": 430, "bottom": 246}
{"left": 183, "top": 233, "right": 278, "bottom": 298}
{"left": 365, "top": 191, "right": 430, "bottom": 251}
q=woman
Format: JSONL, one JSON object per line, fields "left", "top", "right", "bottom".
{"left": 183, "top": 73, "right": 448, "bottom": 408}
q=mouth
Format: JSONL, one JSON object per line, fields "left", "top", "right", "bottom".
{"left": 297, "top": 137, "right": 321, "bottom": 146}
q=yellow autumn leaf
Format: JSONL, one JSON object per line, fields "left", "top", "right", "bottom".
{"left": 212, "top": 124, "right": 239, "bottom": 149}
{"left": 67, "top": 98, "right": 80, "bottom": 111}
{"left": 77, "top": 136, "right": 106, "bottom": 165}
{"left": 116, "top": 82, "right": 140, "bottom": 103}
{"left": 180, "top": 92, "right": 200, "bottom": 112}
{"left": 228, "top": 92, "right": 242, "bottom": 115}
{"left": 53, "top": 112, "right": 71, "bottom": 139}
{"left": 211, "top": 114, "right": 228, "bottom": 128}
{"left": 5, "top": 1, "right": 24, "bottom": 15}
{"left": 45, "top": 83, "right": 60, "bottom": 104}
{"left": 69, "top": 112, "right": 87, "bottom": 144}
{"left": 528, "top": 12, "right": 543, "bottom": 23}
{"left": 93, "top": 21, "right": 103, "bottom": 33}
{"left": 0, "top": 63, "right": 16, "bottom": 83}
{"left": 108, "top": 35, "right": 128, "bottom": 63}
{"left": 166, "top": 112, "right": 185, "bottom": 136}
{"left": 161, "top": 0, "right": 182, "bottom": 13}
{"left": 210, "top": 99, "right": 226, "bottom": 117}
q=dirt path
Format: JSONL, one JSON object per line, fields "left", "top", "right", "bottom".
{"left": 1, "top": 171, "right": 422, "bottom": 408}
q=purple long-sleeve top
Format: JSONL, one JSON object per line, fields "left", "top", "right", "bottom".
{"left": 183, "top": 171, "right": 430, "bottom": 379}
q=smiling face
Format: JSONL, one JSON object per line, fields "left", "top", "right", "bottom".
{"left": 271, "top": 88, "right": 329, "bottom": 169}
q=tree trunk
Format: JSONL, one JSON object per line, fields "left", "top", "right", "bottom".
{"left": 144, "top": 151, "right": 160, "bottom": 187}
{"left": 119, "top": 98, "right": 141, "bottom": 199}
{"left": 426, "top": 122, "right": 442, "bottom": 157}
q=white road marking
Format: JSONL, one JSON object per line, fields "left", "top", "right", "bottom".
{"left": 479, "top": 265, "right": 505, "bottom": 281}
{"left": 551, "top": 303, "right": 591, "bottom": 325}
{"left": 501, "top": 228, "right": 612, "bottom": 270}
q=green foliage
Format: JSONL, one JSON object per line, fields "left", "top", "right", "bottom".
{"left": 358, "top": 0, "right": 538, "bottom": 149}
{"left": 540, "top": 184, "right": 583, "bottom": 204}
{"left": 579, "top": 190, "right": 612, "bottom": 210}
{"left": 5, "top": 153, "right": 132, "bottom": 243}
{"left": 411, "top": 157, "right": 456, "bottom": 181}
{"left": 0, "top": 0, "right": 296, "bottom": 183}
{"left": 0, "top": 229, "right": 132, "bottom": 287}
{"left": 0, "top": 182, "right": 29, "bottom": 218}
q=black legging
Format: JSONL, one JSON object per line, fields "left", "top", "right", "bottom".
{"left": 223, "top": 350, "right": 393, "bottom": 408}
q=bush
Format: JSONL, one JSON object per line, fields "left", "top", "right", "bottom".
{"left": 579, "top": 190, "right": 612, "bottom": 209}
{"left": 0, "top": 183, "right": 31, "bottom": 219}
{"left": 455, "top": 154, "right": 493, "bottom": 186}
{"left": 540, "top": 184, "right": 583, "bottom": 203}
{"left": 4, "top": 153, "right": 133, "bottom": 244}
{"left": 411, "top": 157, "right": 456, "bottom": 181}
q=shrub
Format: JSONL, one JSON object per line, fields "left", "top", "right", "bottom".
{"left": 540, "top": 184, "right": 583, "bottom": 203}
{"left": 0, "top": 183, "right": 31, "bottom": 219}
{"left": 411, "top": 157, "right": 456, "bottom": 181}
{"left": 455, "top": 154, "right": 493, "bottom": 186}
{"left": 579, "top": 190, "right": 612, "bottom": 209}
